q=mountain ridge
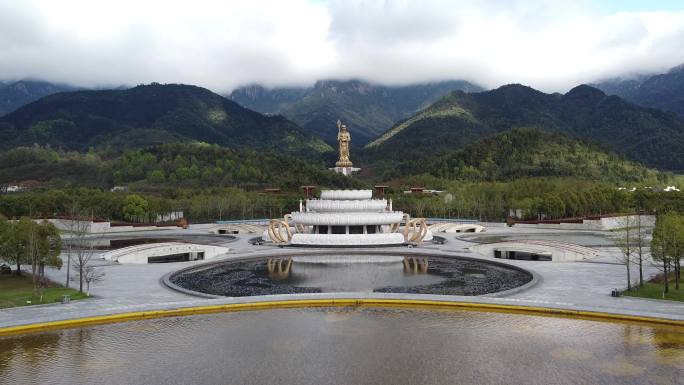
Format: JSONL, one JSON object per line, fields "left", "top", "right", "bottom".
{"left": 229, "top": 79, "right": 483, "bottom": 145}
{"left": 0, "top": 83, "right": 332, "bottom": 156}
{"left": 0, "top": 80, "right": 81, "bottom": 116}
{"left": 594, "top": 63, "right": 684, "bottom": 117}
{"left": 363, "top": 83, "right": 684, "bottom": 171}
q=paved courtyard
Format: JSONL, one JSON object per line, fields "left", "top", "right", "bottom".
{"left": 2, "top": 224, "right": 684, "bottom": 329}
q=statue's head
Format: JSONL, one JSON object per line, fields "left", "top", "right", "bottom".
{"left": 341, "top": 124, "right": 348, "bottom": 132}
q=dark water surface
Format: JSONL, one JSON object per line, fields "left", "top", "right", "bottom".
{"left": 1, "top": 308, "right": 682, "bottom": 385}
{"left": 170, "top": 255, "right": 531, "bottom": 297}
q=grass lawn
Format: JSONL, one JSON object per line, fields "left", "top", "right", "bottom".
{"left": 622, "top": 277, "right": 684, "bottom": 302}
{"left": 0, "top": 274, "right": 88, "bottom": 309}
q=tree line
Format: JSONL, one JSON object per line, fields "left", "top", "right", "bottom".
{"left": 651, "top": 212, "right": 684, "bottom": 293}
{"left": 2, "top": 178, "right": 684, "bottom": 225}
{"left": 0, "top": 214, "right": 106, "bottom": 297}
{"left": 390, "top": 178, "right": 684, "bottom": 221}
{"left": 0, "top": 217, "right": 62, "bottom": 297}
{"left": 0, "top": 188, "right": 304, "bottom": 224}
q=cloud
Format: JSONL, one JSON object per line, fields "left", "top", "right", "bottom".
{"left": 0, "top": 0, "right": 683, "bottom": 93}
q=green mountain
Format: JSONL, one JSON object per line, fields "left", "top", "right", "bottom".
{"left": 229, "top": 79, "right": 483, "bottom": 146}
{"left": 377, "top": 128, "right": 675, "bottom": 183}
{"left": 0, "top": 83, "right": 332, "bottom": 156}
{"left": 364, "top": 84, "right": 684, "bottom": 171}
{"left": 0, "top": 80, "right": 80, "bottom": 116}
{"left": 595, "top": 64, "right": 684, "bottom": 118}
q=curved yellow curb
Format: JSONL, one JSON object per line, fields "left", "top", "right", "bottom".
{"left": 1, "top": 299, "right": 682, "bottom": 337}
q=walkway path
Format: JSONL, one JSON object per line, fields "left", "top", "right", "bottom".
{"left": 2, "top": 226, "right": 684, "bottom": 330}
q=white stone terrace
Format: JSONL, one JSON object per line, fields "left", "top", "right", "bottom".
{"left": 1, "top": 224, "right": 684, "bottom": 329}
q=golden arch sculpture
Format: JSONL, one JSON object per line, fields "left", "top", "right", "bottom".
{"left": 268, "top": 214, "right": 303, "bottom": 244}
{"left": 403, "top": 217, "right": 428, "bottom": 243}
{"left": 268, "top": 218, "right": 293, "bottom": 243}
{"left": 390, "top": 213, "right": 413, "bottom": 234}
{"left": 293, "top": 222, "right": 306, "bottom": 234}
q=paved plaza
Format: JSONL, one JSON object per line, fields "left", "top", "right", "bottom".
{"left": 2, "top": 224, "right": 684, "bottom": 329}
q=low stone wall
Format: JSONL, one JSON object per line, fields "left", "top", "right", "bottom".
{"left": 512, "top": 215, "right": 655, "bottom": 231}
{"left": 102, "top": 242, "right": 229, "bottom": 264}
{"left": 430, "top": 223, "right": 485, "bottom": 233}
{"left": 47, "top": 219, "right": 177, "bottom": 233}
{"left": 209, "top": 224, "right": 264, "bottom": 234}
{"left": 470, "top": 240, "right": 599, "bottom": 262}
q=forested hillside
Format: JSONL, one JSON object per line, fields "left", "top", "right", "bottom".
{"left": 372, "top": 128, "right": 677, "bottom": 184}
{"left": 0, "top": 83, "right": 332, "bottom": 157}
{"left": 0, "top": 142, "right": 360, "bottom": 191}
{"left": 364, "top": 84, "right": 684, "bottom": 171}
{"left": 1, "top": 82, "right": 683, "bottom": 225}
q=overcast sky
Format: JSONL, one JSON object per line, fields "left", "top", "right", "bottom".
{"left": 1, "top": 0, "right": 684, "bottom": 93}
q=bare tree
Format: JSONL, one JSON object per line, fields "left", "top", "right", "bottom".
{"left": 67, "top": 217, "right": 101, "bottom": 294}
{"left": 613, "top": 215, "right": 636, "bottom": 291}
{"left": 652, "top": 215, "right": 672, "bottom": 294}
{"left": 63, "top": 201, "right": 88, "bottom": 288}
{"left": 80, "top": 266, "right": 105, "bottom": 296}
{"left": 633, "top": 212, "right": 648, "bottom": 288}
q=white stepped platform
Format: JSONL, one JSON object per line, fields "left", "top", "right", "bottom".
{"left": 290, "top": 233, "right": 405, "bottom": 246}
{"left": 291, "top": 212, "right": 404, "bottom": 225}
{"left": 306, "top": 199, "right": 387, "bottom": 212}
{"left": 319, "top": 190, "right": 372, "bottom": 200}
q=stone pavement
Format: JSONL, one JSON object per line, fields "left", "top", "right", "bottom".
{"left": 2, "top": 226, "right": 684, "bottom": 329}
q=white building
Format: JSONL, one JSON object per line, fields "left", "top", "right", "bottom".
{"left": 263, "top": 189, "right": 432, "bottom": 246}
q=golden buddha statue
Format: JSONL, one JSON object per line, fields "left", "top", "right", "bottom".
{"left": 335, "top": 120, "right": 353, "bottom": 167}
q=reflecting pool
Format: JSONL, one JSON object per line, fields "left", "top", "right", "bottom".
{"left": 1, "top": 308, "right": 682, "bottom": 385}
{"left": 169, "top": 255, "right": 532, "bottom": 297}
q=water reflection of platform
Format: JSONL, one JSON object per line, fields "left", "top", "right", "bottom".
{"left": 286, "top": 258, "right": 444, "bottom": 292}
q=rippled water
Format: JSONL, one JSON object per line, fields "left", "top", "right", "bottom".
{"left": 1, "top": 308, "right": 682, "bottom": 385}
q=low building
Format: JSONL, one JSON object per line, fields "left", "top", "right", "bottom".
{"left": 102, "top": 242, "right": 229, "bottom": 264}
{"left": 403, "top": 187, "right": 444, "bottom": 195}
{"left": 470, "top": 240, "right": 599, "bottom": 262}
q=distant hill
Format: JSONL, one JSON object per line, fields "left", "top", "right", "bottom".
{"left": 594, "top": 64, "right": 684, "bottom": 117}
{"left": 0, "top": 142, "right": 360, "bottom": 190}
{"left": 0, "top": 83, "right": 332, "bottom": 156}
{"left": 376, "top": 128, "right": 674, "bottom": 183}
{"left": 229, "top": 79, "right": 483, "bottom": 145}
{"left": 0, "top": 80, "right": 80, "bottom": 116}
{"left": 364, "top": 84, "right": 684, "bottom": 171}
